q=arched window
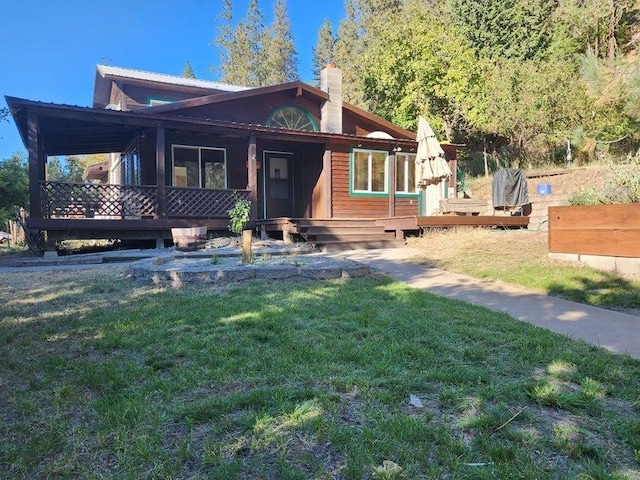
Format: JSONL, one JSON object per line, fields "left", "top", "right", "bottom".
{"left": 266, "top": 105, "right": 318, "bottom": 132}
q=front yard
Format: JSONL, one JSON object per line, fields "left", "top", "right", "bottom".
{"left": 1, "top": 267, "right": 639, "bottom": 479}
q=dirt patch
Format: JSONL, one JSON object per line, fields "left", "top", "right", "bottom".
{"left": 465, "top": 164, "right": 636, "bottom": 201}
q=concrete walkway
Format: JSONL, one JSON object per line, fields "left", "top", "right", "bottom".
{"left": 326, "top": 247, "right": 640, "bottom": 360}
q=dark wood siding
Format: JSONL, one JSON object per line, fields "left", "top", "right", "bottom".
{"left": 170, "top": 92, "right": 322, "bottom": 127}
{"left": 343, "top": 110, "right": 398, "bottom": 137}
{"left": 394, "top": 197, "right": 419, "bottom": 216}
{"left": 330, "top": 144, "right": 390, "bottom": 218}
{"left": 122, "top": 84, "right": 207, "bottom": 110}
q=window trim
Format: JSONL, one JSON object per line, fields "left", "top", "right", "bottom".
{"left": 350, "top": 147, "right": 389, "bottom": 196}
{"left": 266, "top": 104, "right": 319, "bottom": 132}
{"left": 171, "top": 144, "right": 227, "bottom": 189}
{"left": 395, "top": 152, "right": 419, "bottom": 196}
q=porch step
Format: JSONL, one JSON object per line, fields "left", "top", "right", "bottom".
{"left": 294, "top": 219, "right": 404, "bottom": 252}
{"left": 318, "top": 238, "right": 406, "bottom": 252}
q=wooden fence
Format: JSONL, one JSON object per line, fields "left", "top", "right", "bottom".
{"left": 5, "top": 207, "right": 27, "bottom": 245}
{"left": 548, "top": 204, "right": 640, "bottom": 258}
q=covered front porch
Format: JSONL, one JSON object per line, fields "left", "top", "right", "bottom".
{"left": 8, "top": 97, "right": 332, "bottom": 245}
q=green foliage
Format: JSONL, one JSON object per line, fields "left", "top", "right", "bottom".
{"left": 214, "top": 0, "right": 298, "bottom": 87}
{"left": 262, "top": 0, "right": 298, "bottom": 85}
{"left": 450, "top": 0, "right": 554, "bottom": 60}
{"left": 361, "top": 6, "right": 482, "bottom": 141}
{"left": 46, "top": 155, "right": 102, "bottom": 183}
{"left": 182, "top": 61, "right": 196, "bottom": 79}
{"left": 569, "top": 166, "right": 640, "bottom": 205}
{"left": 312, "top": 19, "right": 336, "bottom": 86}
{"left": 333, "top": 0, "right": 366, "bottom": 105}
{"left": 228, "top": 195, "right": 251, "bottom": 234}
{"left": 320, "top": 0, "right": 640, "bottom": 165}
{"left": 0, "top": 153, "right": 28, "bottom": 226}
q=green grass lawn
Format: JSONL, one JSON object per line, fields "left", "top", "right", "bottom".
{"left": 1, "top": 269, "right": 639, "bottom": 479}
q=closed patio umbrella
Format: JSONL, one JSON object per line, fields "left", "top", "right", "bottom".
{"left": 415, "top": 116, "right": 451, "bottom": 215}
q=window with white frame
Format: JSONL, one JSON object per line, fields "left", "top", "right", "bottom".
{"left": 396, "top": 153, "right": 417, "bottom": 193}
{"left": 172, "top": 145, "right": 226, "bottom": 189}
{"left": 352, "top": 149, "right": 388, "bottom": 194}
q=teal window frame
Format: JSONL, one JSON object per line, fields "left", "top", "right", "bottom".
{"left": 148, "top": 97, "right": 174, "bottom": 106}
{"left": 350, "top": 147, "right": 389, "bottom": 197}
{"left": 266, "top": 105, "right": 319, "bottom": 132}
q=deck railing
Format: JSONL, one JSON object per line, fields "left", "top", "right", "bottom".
{"left": 40, "top": 182, "right": 250, "bottom": 219}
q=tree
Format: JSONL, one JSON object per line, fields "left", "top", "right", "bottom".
{"left": 361, "top": 6, "right": 483, "bottom": 141}
{"left": 182, "top": 61, "right": 196, "bottom": 79}
{"left": 46, "top": 154, "right": 106, "bottom": 182}
{"left": 478, "top": 57, "right": 592, "bottom": 166}
{"left": 449, "top": 0, "right": 554, "bottom": 60}
{"left": 333, "top": 0, "right": 366, "bottom": 105}
{"left": 214, "top": 0, "right": 256, "bottom": 85}
{"left": 0, "top": 153, "right": 28, "bottom": 226}
{"left": 262, "top": 0, "right": 298, "bottom": 85}
{"left": 312, "top": 19, "right": 336, "bottom": 86}
{"left": 214, "top": 0, "right": 298, "bottom": 87}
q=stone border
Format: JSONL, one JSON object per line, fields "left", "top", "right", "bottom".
{"left": 549, "top": 252, "right": 640, "bottom": 277}
{"left": 129, "top": 255, "right": 371, "bottom": 287}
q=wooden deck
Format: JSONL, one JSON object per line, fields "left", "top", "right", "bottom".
{"left": 37, "top": 214, "right": 529, "bottom": 246}
{"left": 378, "top": 214, "right": 529, "bottom": 233}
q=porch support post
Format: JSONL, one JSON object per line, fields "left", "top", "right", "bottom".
{"left": 323, "top": 146, "right": 332, "bottom": 218}
{"left": 388, "top": 151, "right": 396, "bottom": 218}
{"left": 247, "top": 135, "right": 258, "bottom": 220}
{"left": 155, "top": 124, "right": 167, "bottom": 218}
{"left": 27, "top": 109, "right": 43, "bottom": 219}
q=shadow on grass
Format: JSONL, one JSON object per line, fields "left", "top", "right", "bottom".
{"left": 547, "top": 270, "right": 640, "bottom": 309}
{"left": 2, "top": 269, "right": 640, "bottom": 479}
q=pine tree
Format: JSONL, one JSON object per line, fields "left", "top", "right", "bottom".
{"left": 333, "top": 0, "right": 366, "bottom": 105}
{"left": 182, "top": 61, "right": 196, "bottom": 79}
{"left": 312, "top": 19, "right": 336, "bottom": 86}
{"left": 214, "top": 0, "right": 256, "bottom": 86}
{"left": 262, "top": 0, "right": 299, "bottom": 85}
{"left": 214, "top": 0, "right": 298, "bottom": 87}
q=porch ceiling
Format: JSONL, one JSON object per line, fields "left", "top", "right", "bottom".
{"left": 7, "top": 96, "right": 420, "bottom": 157}
{"left": 38, "top": 116, "right": 141, "bottom": 155}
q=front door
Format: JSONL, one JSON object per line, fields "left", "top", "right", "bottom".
{"left": 263, "top": 151, "right": 294, "bottom": 218}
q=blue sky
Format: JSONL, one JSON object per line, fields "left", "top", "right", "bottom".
{"left": 0, "top": 0, "right": 345, "bottom": 160}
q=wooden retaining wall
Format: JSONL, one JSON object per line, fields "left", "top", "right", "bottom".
{"left": 548, "top": 204, "right": 640, "bottom": 258}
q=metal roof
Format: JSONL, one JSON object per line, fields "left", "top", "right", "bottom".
{"left": 96, "top": 65, "right": 251, "bottom": 92}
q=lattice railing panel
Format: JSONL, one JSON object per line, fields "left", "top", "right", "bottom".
{"left": 41, "top": 182, "right": 157, "bottom": 219}
{"left": 166, "top": 188, "right": 250, "bottom": 217}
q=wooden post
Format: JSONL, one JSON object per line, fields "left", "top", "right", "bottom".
{"left": 241, "top": 229, "right": 253, "bottom": 264}
{"left": 247, "top": 135, "right": 258, "bottom": 220}
{"left": 155, "top": 125, "right": 167, "bottom": 218}
{"left": 323, "top": 146, "right": 332, "bottom": 218}
{"left": 27, "top": 110, "right": 42, "bottom": 219}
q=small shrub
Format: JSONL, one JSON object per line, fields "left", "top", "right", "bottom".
{"left": 569, "top": 167, "right": 640, "bottom": 205}
{"left": 228, "top": 195, "right": 251, "bottom": 235}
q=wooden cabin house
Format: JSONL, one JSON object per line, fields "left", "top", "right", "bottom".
{"left": 7, "top": 64, "right": 467, "bottom": 250}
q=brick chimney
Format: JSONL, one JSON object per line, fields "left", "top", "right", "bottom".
{"left": 320, "top": 64, "right": 343, "bottom": 134}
